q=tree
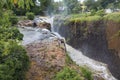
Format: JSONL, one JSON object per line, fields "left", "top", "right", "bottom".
{"left": 64, "top": 0, "right": 80, "bottom": 14}
{"left": 0, "top": 0, "right": 33, "bottom": 80}
{"left": 84, "top": 0, "right": 120, "bottom": 11}
{"left": 84, "top": 0, "right": 98, "bottom": 11}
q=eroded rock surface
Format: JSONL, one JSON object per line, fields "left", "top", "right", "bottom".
{"left": 18, "top": 17, "right": 51, "bottom": 30}
{"left": 25, "top": 38, "right": 66, "bottom": 80}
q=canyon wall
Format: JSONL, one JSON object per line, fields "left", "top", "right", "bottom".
{"left": 54, "top": 18, "right": 120, "bottom": 79}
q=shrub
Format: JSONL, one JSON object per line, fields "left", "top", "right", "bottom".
{"left": 81, "top": 67, "right": 93, "bottom": 80}
{"left": 9, "top": 16, "right": 18, "bottom": 25}
{"left": 0, "top": 41, "right": 30, "bottom": 80}
{"left": 26, "top": 12, "right": 35, "bottom": 20}
{"left": 104, "top": 12, "right": 120, "bottom": 22}
{"left": 65, "top": 53, "right": 74, "bottom": 65}
{"left": 69, "top": 15, "right": 102, "bottom": 23}
{"left": 0, "top": 27, "right": 23, "bottom": 41}
{"left": 95, "top": 10, "right": 105, "bottom": 16}
{"left": 53, "top": 67, "right": 83, "bottom": 80}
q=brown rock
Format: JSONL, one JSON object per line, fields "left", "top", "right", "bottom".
{"left": 37, "top": 22, "right": 51, "bottom": 31}
{"left": 25, "top": 38, "right": 66, "bottom": 80}
{"left": 18, "top": 20, "right": 34, "bottom": 27}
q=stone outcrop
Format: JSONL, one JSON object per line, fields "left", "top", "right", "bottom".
{"left": 37, "top": 22, "right": 51, "bottom": 30}
{"left": 18, "top": 20, "right": 34, "bottom": 27}
{"left": 25, "top": 37, "right": 66, "bottom": 80}
{"left": 17, "top": 17, "right": 51, "bottom": 31}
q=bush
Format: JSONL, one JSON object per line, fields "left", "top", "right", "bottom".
{"left": 0, "top": 27, "right": 23, "bottom": 41}
{"left": 69, "top": 15, "right": 102, "bottom": 23}
{"left": 104, "top": 12, "right": 120, "bottom": 22}
{"left": 26, "top": 12, "right": 35, "bottom": 20}
{"left": 95, "top": 10, "right": 105, "bottom": 16}
{"left": 0, "top": 41, "right": 30, "bottom": 80}
{"left": 81, "top": 67, "right": 93, "bottom": 80}
{"left": 9, "top": 16, "right": 18, "bottom": 25}
{"left": 53, "top": 67, "right": 83, "bottom": 80}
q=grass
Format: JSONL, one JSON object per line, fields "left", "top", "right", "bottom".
{"left": 65, "top": 52, "right": 74, "bottom": 65}
{"left": 104, "top": 12, "right": 120, "bottom": 22}
{"left": 67, "top": 15, "right": 102, "bottom": 23}
{"left": 53, "top": 66, "right": 84, "bottom": 80}
{"left": 64, "top": 12, "right": 120, "bottom": 25}
{"left": 80, "top": 67, "right": 93, "bottom": 80}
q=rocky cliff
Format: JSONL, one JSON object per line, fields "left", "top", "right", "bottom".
{"left": 18, "top": 17, "right": 96, "bottom": 80}
{"left": 53, "top": 16, "right": 120, "bottom": 79}
{"left": 106, "top": 21, "right": 120, "bottom": 58}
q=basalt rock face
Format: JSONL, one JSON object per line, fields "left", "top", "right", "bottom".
{"left": 25, "top": 38, "right": 66, "bottom": 80}
{"left": 54, "top": 18, "right": 120, "bottom": 79}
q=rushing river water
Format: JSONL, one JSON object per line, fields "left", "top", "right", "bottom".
{"left": 19, "top": 17, "right": 117, "bottom": 80}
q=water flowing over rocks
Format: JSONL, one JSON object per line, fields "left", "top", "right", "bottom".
{"left": 19, "top": 27, "right": 66, "bottom": 80}
{"left": 25, "top": 38, "right": 66, "bottom": 80}
{"left": 18, "top": 16, "right": 117, "bottom": 80}
{"left": 53, "top": 15, "right": 120, "bottom": 79}
{"left": 18, "top": 17, "right": 51, "bottom": 30}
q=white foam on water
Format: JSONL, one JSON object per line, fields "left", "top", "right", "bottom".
{"left": 66, "top": 44, "right": 117, "bottom": 80}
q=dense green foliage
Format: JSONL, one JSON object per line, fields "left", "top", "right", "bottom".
{"left": 12, "top": 0, "right": 53, "bottom": 15}
{"left": 104, "top": 12, "right": 120, "bottom": 22}
{"left": 0, "top": 0, "right": 33, "bottom": 80}
{"left": 80, "top": 67, "right": 93, "bottom": 80}
{"left": 54, "top": 67, "right": 83, "bottom": 80}
{"left": 53, "top": 53, "right": 93, "bottom": 80}
{"left": 68, "top": 14, "right": 102, "bottom": 23}
{"left": 26, "top": 12, "right": 35, "bottom": 20}
{"left": 84, "top": 0, "right": 120, "bottom": 11}
{"left": 64, "top": 0, "right": 81, "bottom": 14}
{"left": 9, "top": 16, "right": 18, "bottom": 25}
{"left": 0, "top": 27, "right": 23, "bottom": 41}
{"left": 0, "top": 41, "right": 29, "bottom": 80}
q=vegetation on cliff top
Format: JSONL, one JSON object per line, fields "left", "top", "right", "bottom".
{"left": 53, "top": 53, "right": 93, "bottom": 80}
{"left": 63, "top": 11, "right": 120, "bottom": 25}
{"left": 104, "top": 12, "right": 120, "bottom": 22}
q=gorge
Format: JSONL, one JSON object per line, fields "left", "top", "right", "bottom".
{"left": 18, "top": 16, "right": 118, "bottom": 80}
{"left": 53, "top": 15, "right": 120, "bottom": 79}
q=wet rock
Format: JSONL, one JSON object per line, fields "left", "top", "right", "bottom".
{"left": 93, "top": 74, "right": 105, "bottom": 80}
{"left": 18, "top": 20, "right": 34, "bottom": 27}
{"left": 18, "top": 17, "right": 51, "bottom": 31}
{"left": 37, "top": 22, "right": 51, "bottom": 31}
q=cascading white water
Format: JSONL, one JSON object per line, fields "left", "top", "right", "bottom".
{"left": 66, "top": 44, "right": 116, "bottom": 80}
{"left": 50, "top": 17, "right": 117, "bottom": 80}
{"left": 18, "top": 17, "right": 117, "bottom": 80}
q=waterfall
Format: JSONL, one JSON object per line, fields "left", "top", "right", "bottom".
{"left": 18, "top": 16, "right": 117, "bottom": 80}
{"left": 50, "top": 17, "right": 117, "bottom": 80}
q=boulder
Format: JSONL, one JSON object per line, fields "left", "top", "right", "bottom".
{"left": 25, "top": 38, "right": 66, "bottom": 80}
{"left": 18, "top": 20, "right": 34, "bottom": 27}
{"left": 37, "top": 22, "right": 51, "bottom": 31}
{"left": 18, "top": 19, "right": 51, "bottom": 31}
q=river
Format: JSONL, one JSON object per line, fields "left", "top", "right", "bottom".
{"left": 18, "top": 16, "right": 117, "bottom": 80}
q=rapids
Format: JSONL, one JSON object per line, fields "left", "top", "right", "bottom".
{"left": 18, "top": 17, "right": 117, "bottom": 80}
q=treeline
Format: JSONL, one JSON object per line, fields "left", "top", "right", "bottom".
{"left": 52, "top": 0, "right": 120, "bottom": 14}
